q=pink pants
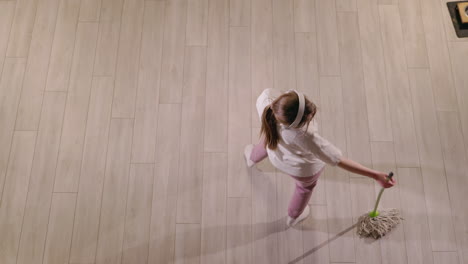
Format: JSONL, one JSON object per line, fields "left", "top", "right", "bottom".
{"left": 250, "top": 138, "right": 323, "bottom": 219}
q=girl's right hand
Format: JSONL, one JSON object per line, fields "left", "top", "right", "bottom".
{"left": 375, "top": 173, "right": 396, "bottom": 188}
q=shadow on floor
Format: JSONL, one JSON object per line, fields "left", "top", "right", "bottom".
{"left": 288, "top": 223, "right": 357, "bottom": 264}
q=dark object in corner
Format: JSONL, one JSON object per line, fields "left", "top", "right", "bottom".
{"left": 447, "top": 1, "right": 468, "bottom": 38}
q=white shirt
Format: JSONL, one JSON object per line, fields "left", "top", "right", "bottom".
{"left": 256, "top": 89, "right": 343, "bottom": 177}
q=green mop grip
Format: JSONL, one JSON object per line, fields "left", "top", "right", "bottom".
{"left": 369, "top": 172, "right": 394, "bottom": 218}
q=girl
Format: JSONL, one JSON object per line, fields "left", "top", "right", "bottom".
{"left": 245, "top": 89, "right": 395, "bottom": 227}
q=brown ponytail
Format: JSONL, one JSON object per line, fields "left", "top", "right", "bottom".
{"left": 261, "top": 105, "right": 281, "bottom": 150}
{"left": 260, "top": 92, "right": 317, "bottom": 150}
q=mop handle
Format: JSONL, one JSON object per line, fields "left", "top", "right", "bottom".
{"left": 371, "top": 172, "right": 394, "bottom": 215}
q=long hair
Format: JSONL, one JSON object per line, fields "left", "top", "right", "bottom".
{"left": 260, "top": 92, "right": 317, "bottom": 150}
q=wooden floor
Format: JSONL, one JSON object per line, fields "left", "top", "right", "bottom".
{"left": 0, "top": 0, "right": 467, "bottom": 263}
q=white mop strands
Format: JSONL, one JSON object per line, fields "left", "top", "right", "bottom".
{"left": 357, "top": 208, "right": 402, "bottom": 239}
{"left": 356, "top": 172, "right": 403, "bottom": 239}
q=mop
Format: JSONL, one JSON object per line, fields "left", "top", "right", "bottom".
{"left": 356, "top": 172, "right": 403, "bottom": 239}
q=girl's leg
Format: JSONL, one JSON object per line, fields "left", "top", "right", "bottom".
{"left": 287, "top": 168, "right": 324, "bottom": 219}
{"left": 250, "top": 136, "right": 268, "bottom": 163}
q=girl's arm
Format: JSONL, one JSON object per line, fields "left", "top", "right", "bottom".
{"left": 338, "top": 157, "right": 395, "bottom": 188}
{"left": 298, "top": 132, "right": 395, "bottom": 188}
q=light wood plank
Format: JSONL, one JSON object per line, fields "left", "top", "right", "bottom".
{"left": 378, "top": 5, "right": 420, "bottom": 167}
{"left": 227, "top": 197, "right": 252, "bottom": 264}
{"left": 397, "top": 0, "right": 429, "bottom": 68}
{"left": 370, "top": 142, "right": 407, "bottom": 264}
{"left": 6, "top": 0, "right": 39, "bottom": 57}
{"left": 448, "top": 42, "right": 468, "bottom": 160}
{"left": 408, "top": 68, "right": 457, "bottom": 251}
{"left": 337, "top": 12, "right": 372, "bottom": 169}
{"left": 397, "top": 168, "right": 434, "bottom": 264}
{"left": 93, "top": 21, "right": 121, "bottom": 76}
{"left": 14, "top": 0, "right": 60, "bottom": 131}
{"left": 159, "top": 0, "right": 187, "bottom": 103}
{"left": 111, "top": 0, "right": 144, "bottom": 118}
{"left": 336, "top": 0, "right": 357, "bottom": 11}
{"left": 0, "top": 58, "right": 26, "bottom": 201}
{"left": 293, "top": 0, "right": 316, "bottom": 33}
{"left": 272, "top": 0, "right": 296, "bottom": 90}
{"left": 0, "top": 1, "right": 15, "bottom": 75}
{"left": 201, "top": 153, "right": 227, "bottom": 264}
{"left": 176, "top": 46, "right": 206, "bottom": 223}
{"left": 319, "top": 76, "right": 355, "bottom": 263}
{"left": 357, "top": 0, "right": 393, "bottom": 141}
{"left": 230, "top": 0, "right": 250, "bottom": 26}
{"left": 121, "top": 164, "right": 154, "bottom": 264}
{"left": 316, "top": 0, "right": 340, "bottom": 76}
{"left": 186, "top": 0, "right": 208, "bottom": 46}
{"left": 54, "top": 22, "right": 99, "bottom": 192}
{"left": 93, "top": 0, "right": 124, "bottom": 76}
{"left": 378, "top": 0, "right": 396, "bottom": 5}
{"left": 131, "top": 1, "right": 164, "bottom": 163}
{"left": 420, "top": 0, "right": 458, "bottom": 111}
{"left": 100, "top": 0, "right": 124, "bottom": 21}
{"left": 204, "top": 0, "right": 229, "bottom": 151}
{"left": 251, "top": 0, "right": 273, "bottom": 128}
{"left": 16, "top": 92, "right": 67, "bottom": 264}
{"left": 252, "top": 169, "right": 279, "bottom": 264}
{"left": 276, "top": 172, "right": 303, "bottom": 264}
{"left": 95, "top": 118, "right": 133, "bottom": 264}
{"left": 437, "top": 111, "right": 468, "bottom": 264}
{"left": 0, "top": 131, "right": 36, "bottom": 264}
{"left": 45, "top": 0, "right": 81, "bottom": 92}
{"left": 433, "top": 252, "right": 459, "bottom": 264}
{"left": 42, "top": 193, "right": 76, "bottom": 264}
{"left": 69, "top": 77, "right": 114, "bottom": 263}
{"left": 227, "top": 27, "right": 251, "bottom": 197}
{"left": 294, "top": 33, "right": 319, "bottom": 104}
{"left": 79, "top": 0, "right": 102, "bottom": 21}
{"left": 175, "top": 224, "right": 201, "bottom": 264}
{"left": 318, "top": 79, "right": 348, "bottom": 154}
{"left": 301, "top": 205, "right": 330, "bottom": 264}
{"left": 148, "top": 104, "right": 181, "bottom": 264}
{"left": 326, "top": 184, "right": 358, "bottom": 264}
{"left": 350, "top": 178, "right": 382, "bottom": 264}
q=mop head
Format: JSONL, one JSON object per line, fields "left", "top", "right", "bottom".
{"left": 357, "top": 209, "right": 403, "bottom": 239}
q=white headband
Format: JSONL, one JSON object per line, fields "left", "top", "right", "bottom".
{"left": 288, "top": 90, "right": 305, "bottom": 128}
